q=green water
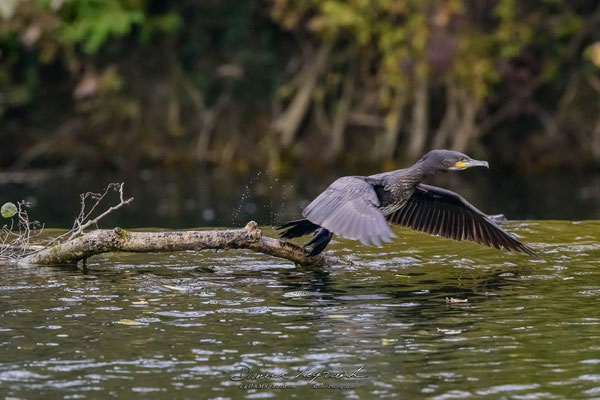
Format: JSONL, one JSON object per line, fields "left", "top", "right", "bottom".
{"left": 1, "top": 221, "right": 600, "bottom": 399}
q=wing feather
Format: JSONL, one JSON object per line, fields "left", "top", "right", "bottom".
{"left": 386, "top": 184, "right": 535, "bottom": 255}
{"left": 303, "top": 176, "right": 395, "bottom": 246}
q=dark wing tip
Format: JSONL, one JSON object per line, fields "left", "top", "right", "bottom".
{"left": 485, "top": 217, "right": 537, "bottom": 257}
{"left": 512, "top": 242, "right": 537, "bottom": 257}
{"left": 388, "top": 185, "right": 537, "bottom": 256}
{"left": 481, "top": 218, "right": 537, "bottom": 256}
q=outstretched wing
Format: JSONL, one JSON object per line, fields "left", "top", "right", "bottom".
{"left": 303, "top": 176, "right": 395, "bottom": 246}
{"left": 386, "top": 184, "right": 535, "bottom": 255}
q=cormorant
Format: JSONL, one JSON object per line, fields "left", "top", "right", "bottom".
{"left": 278, "top": 149, "right": 534, "bottom": 256}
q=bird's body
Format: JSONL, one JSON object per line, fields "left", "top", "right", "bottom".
{"left": 278, "top": 150, "right": 534, "bottom": 256}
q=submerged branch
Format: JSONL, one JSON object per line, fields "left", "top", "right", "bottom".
{"left": 19, "top": 221, "right": 350, "bottom": 268}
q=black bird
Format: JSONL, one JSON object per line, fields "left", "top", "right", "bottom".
{"left": 278, "top": 149, "right": 534, "bottom": 256}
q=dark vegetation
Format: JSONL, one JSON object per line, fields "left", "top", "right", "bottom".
{"left": 2, "top": 0, "right": 600, "bottom": 174}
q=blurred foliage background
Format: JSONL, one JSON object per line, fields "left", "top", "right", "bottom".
{"left": 2, "top": 0, "right": 600, "bottom": 175}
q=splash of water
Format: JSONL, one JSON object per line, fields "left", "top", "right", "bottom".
{"left": 232, "top": 171, "right": 262, "bottom": 225}
{"left": 232, "top": 171, "right": 292, "bottom": 227}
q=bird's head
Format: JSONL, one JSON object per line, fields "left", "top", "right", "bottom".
{"left": 418, "top": 150, "right": 489, "bottom": 173}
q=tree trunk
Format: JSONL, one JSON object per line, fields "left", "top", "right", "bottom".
{"left": 408, "top": 71, "right": 429, "bottom": 159}
{"left": 378, "top": 90, "right": 406, "bottom": 159}
{"left": 451, "top": 94, "right": 480, "bottom": 152}
{"left": 326, "top": 69, "right": 355, "bottom": 160}
{"left": 274, "top": 42, "right": 331, "bottom": 148}
{"left": 433, "top": 82, "right": 459, "bottom": 149}
{"left": 592, "top": 113, "right": 600, "bottom": 160}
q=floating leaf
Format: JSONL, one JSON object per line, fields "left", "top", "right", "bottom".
{"left": 132, "top": 300, "right": 148, "bottom": 305}
{"left": 118, "top": 319, "right": 144, "bottom": 325}
{"left": 327, "top": 314, "right": 346, "bottom": 319}
{"left": 382, "top": 338, "right": 398, "bottom": 346}
{"left": 445, "top": 297, "right": 468, "bottom": 303}
{"left": 162, "top": 285, "right": 187, "bottom": 292}
{"left": 1, "top": 202, "right": 17, "bottom": 218}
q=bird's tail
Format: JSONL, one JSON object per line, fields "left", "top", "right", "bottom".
{"left": 277, "top": 219, "right": 319, "bottom": 239}
{"left": 277, "top": 219, "right": 333, "bottom": 256}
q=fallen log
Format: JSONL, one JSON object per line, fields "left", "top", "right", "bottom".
{"left": 19, "top": 221, "right": 350, "bottom": 267}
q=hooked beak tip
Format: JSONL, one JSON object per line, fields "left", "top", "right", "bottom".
{"left": 466, "top": 159, "right": 489, "bottom": 169}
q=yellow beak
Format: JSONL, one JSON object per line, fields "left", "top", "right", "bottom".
{"left": 451, "top": 159, "right": 489, "bottom": 170}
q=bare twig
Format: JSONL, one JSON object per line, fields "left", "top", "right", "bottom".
{"left": 1, "top": 183, "right": 133, "bottom": 261}
{"left": 67, "top": 182, "right": 134, "bottom": 240}
{"left": 0, "top": 201, "right": 44, "bottom": 261}
{"left": 0, "top": 219, "right": 15, "bottom": 259}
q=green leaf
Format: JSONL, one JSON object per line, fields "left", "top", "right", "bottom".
{"left": 1, "top": 202, "right": 17, "bottom": 218}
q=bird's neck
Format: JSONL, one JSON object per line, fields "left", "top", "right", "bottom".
{"left": 385, "top": 163, "right": 433, "bottom": 188}
{"left": 407, "top": 162, "right": 434, "bottom": 182}
{"left": 410, "top": 159, "right": 443, "bottom": 180}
